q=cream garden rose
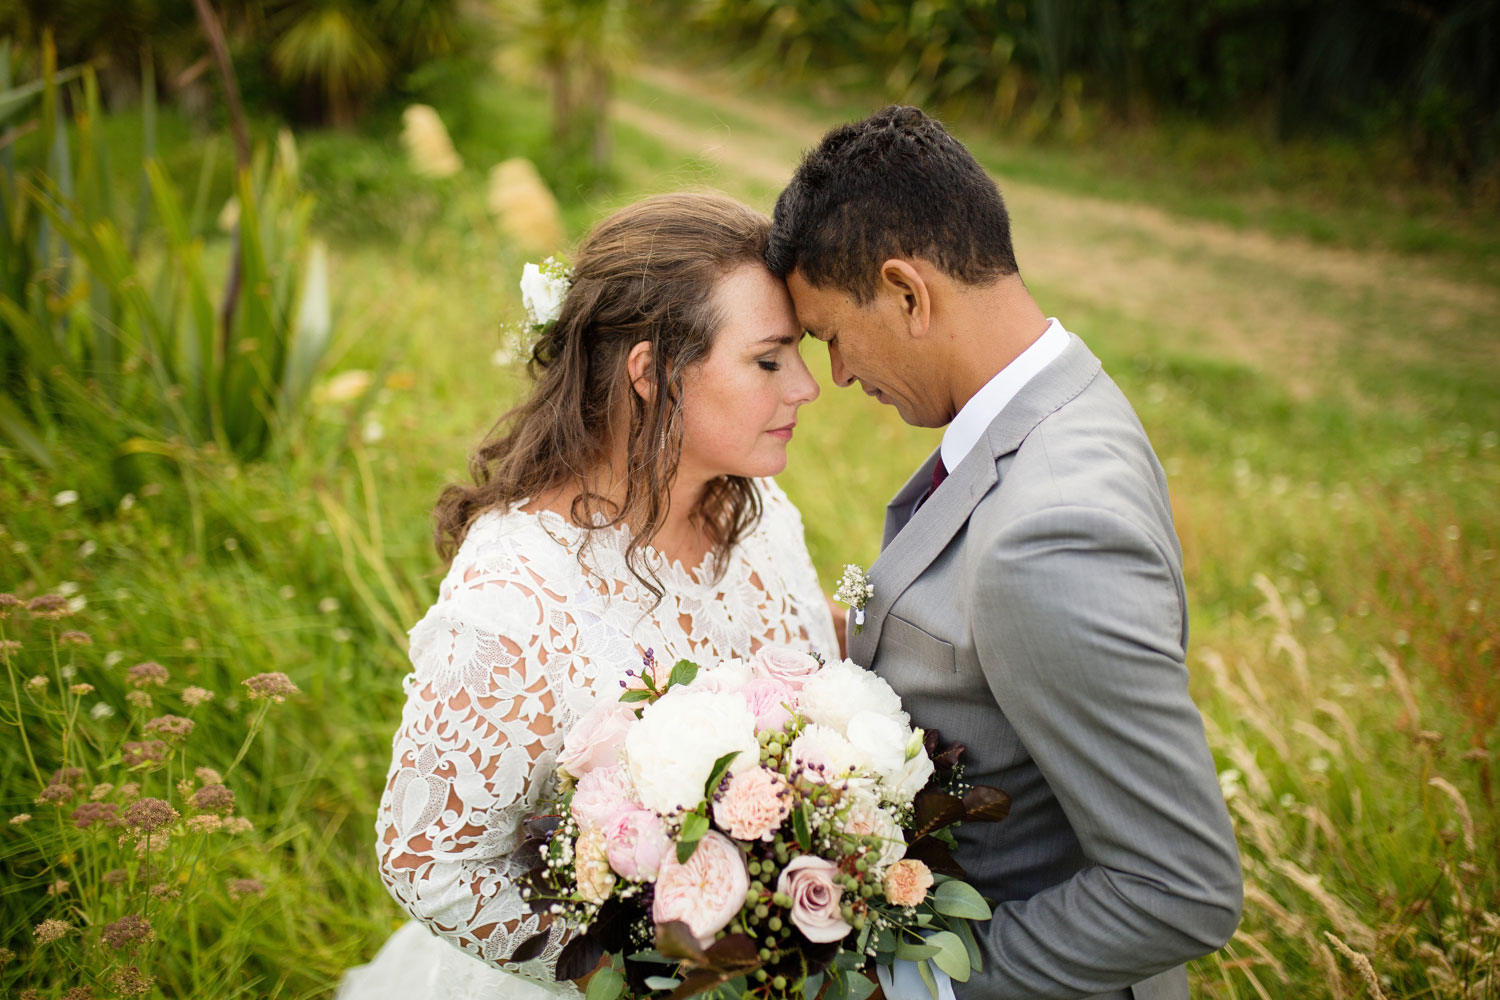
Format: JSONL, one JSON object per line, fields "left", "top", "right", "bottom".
{"left": 652, "top": 831, "right": 749, "bottom": 946}
{"left": 625, "top": 690, "right": 759, "bottom": 815}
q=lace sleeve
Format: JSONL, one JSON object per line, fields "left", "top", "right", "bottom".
{"left": 754, "top": 479, "right": 840, "bottom": 660}
{"left": 374, "top": 535, "right": 577, "bottom": 986}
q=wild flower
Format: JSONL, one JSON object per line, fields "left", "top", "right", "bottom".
{"left": 101, "top": 914, "right": 153, "bottom": 950}
{"left": 90, "top": 782, "right": 113, "bottom": 799}
{"left": 143, "top": 714, "right": 195, "bottom": 741}
{"left": 243, "top": 671, "right": 299, "bottom": 702}
{"left": 126, "top": 661, "right": 169, "bottom": 687}
{"left": 133, "top": 833, "right": 170, "bottom": 855}
{"left": 34, "top": 918, "right": 72, "bottom": 943}
{"left": 120, "top": 740, "right": 168, "bottom": 768}
{"left": 191, "top": 784, "right": 236, "bottom": 814}
{"left": 1, "top": 639, "right": 20, "bottom": 653}
{"left": 150, "top": 883, "right": 181, "bottom": 900}
{"left": 47, "top": 878, "right": 69, "bottom": 895}
{"left": 36, "top": 783, "right": 74, "bottom": 805}
{"left": 123, "top": 797, "right": 177, "bottom": 834}
{"left": 102, "top": 869, "right": 128, "bottom": 886}
{"left": 317, "top": 596, "right": 340, "bottom": 614}
{"left": 227, "top": 877, "right": 267, "bottom": 900}
{"left": 72, "top": 802, "right": 120, "bottom": 829}
{"left": 109, "top": 966, "right": 153, "bottom": 996}
{"left": 195, "top": 766, "right": 223, "bottom": 784}
{"left": 0, "top": 946, "right": 13, "bottom": 965}
{"left": 103, "top": 650, "right": 124, "bottom": 667}
{"left": 52, "top": 767, "right": 86, "bottom": 786}
{"left": 58, "top": 630, "right": 92, "bottom": 645}
{"left": 10, "top": 813, "right": 32, "bottom": 824}
{"left": 70, "top": 683, "right": 95, "bottom": 695}
{"left": 66, "top": 595, "right": 86, "bottom": 614}
{"left": 77, "top": 539, "right": 97, "bottom": 558}
{"left": 0, "top": 592, "right": 21, "bottom": 617}
{"left": 27, "top": 594, "right": 70, "bottom": 618}
{"left": 89, "top": 702, "right": 116, "bottom": 720}
{"left": 26, "top": 675, "right": 48, "bottom": 690}
{"left": 176, "top": 778, "right": 195, "bottom": 797}
{"left": 182, "top": 685, "right": 215, "bottom": 707}
{"left": 187, "top": 814, "right": 224, "bottom": 833}
{"left": 53, "top": 490, "right": 79, "bottom": 506}
{"left": 223, "top": 816, "right": 253, "bottom": 834}
{"left": 117, "top": 782, "right": 141, "bottom": 801}
{"left": 56, "top": 581, "right": 80, "bottom": 597}
{"left": 63, "top": 986, "right": 96, "bottom": 1000}
{"left": 125, "top": 691, "right": 153, "bottom": 709}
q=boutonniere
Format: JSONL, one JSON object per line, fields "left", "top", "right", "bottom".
{"left": 834, "top": 563, "right": 874, "bottom": 633}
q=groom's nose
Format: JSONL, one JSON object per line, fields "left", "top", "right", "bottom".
{"left": 828, "top": 342, "right": 855, "bottom": 388}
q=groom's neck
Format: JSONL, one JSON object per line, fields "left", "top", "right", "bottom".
{"left": 939, "top": 276, "right": 1050, "bottom": 415}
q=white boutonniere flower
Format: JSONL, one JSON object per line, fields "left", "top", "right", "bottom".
{"left": 834, "top": 563, "right": 875, "bottom": 633}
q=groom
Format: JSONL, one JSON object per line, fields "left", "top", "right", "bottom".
{"left": 767, "top": 107, "right": 1242, "bottom": 999}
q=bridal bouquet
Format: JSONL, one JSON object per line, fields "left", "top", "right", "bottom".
{"left": 508, "top": 647, "right": 1010, "bottom": 1000}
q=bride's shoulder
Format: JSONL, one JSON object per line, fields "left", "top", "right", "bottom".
{"left": 446, "top": 504, "right": 582, "bottom": 585}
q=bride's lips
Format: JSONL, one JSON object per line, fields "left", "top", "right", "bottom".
{"left": 768, "top": 422, "right": 796, "bottom": 442}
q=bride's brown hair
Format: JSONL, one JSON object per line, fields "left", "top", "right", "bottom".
{"left": 433, "top": 192, "right": 770, "bottom": 599}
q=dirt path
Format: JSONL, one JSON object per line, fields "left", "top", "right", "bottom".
{"left": 615, "top": 65, "right": 1500, "bottom": 394}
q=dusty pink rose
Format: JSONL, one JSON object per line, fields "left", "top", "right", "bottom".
{"left": 604, "top": 807, "right": 671, "bottom": 881}
{"left": 776, "top": 855, "right": 852, "bottom": 943}
{"left": 882, "top": 858, "right": 934, "bottom": 907}
{"left": 752, "top": 645, "right": 822, "bottom": 690}
{"left": 738, "top": 677, "right": 796, "bottom": 731}
{"left": 652, "top": 831, "right": 749, "bottom": 946}
{"left": 712, "top": 766, "right": 792, "bottom": 841}
{"left": 559, "top": 700, "right": 636, "bottom": 777}
{"left": 570, "top": 765, "right": 635, "bottom": 831}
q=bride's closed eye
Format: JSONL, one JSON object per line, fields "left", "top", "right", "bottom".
{"left": 757, "top": 358, "right": 782, "bottom": 372}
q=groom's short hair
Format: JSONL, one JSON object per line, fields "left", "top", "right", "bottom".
{"left": 766, "top": 105, "right": 1018, "bottom": 302}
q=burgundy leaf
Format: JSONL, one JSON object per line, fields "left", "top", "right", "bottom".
{"left": 908, "top": 790, "right": 965, "bottom": 841}
{"left": 904, "top": 837, "right": 968, "bottom": 879}
{"left": 962, "top": 785, "right": 1012, "bottom": 823}
{"left": 554, "top": 930, "right": 603, "bottom": 982}
{"left": 507, "top": 928, "right": 551, "bottom": 964}
{"left": 655, "top": 920, "right": 709, "bottom": 966}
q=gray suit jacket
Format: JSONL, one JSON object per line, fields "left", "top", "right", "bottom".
{"left": 850, "top": 334, "right": 1242, "bottom": 999}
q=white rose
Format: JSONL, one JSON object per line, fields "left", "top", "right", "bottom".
{"left": 845, "top": 711, "right": 908, "bottom": 779}
{"left": 787, "top": 724, "right": 862, "bottom": 783}
{"left": 625, "top": 690, "right": 759, "bottom": 815}
{"left": 839, "top": 789, "right": 907, "bottom": 871}
{"left": 798, "top": 659, "right": 907, "bottom": 736}
{"left": 886, "top": 751, "right": 935, "bottom": 805}
{"left": 519, "top": 261, "right": 568, "bottom": 326}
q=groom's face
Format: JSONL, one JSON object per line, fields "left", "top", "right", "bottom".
{"left": 786, "top": 269, "right": 943, "bottom": 428}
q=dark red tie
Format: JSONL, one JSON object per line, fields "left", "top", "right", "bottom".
{"left": 916, "top": 455, "right": 948, "bottom": 511}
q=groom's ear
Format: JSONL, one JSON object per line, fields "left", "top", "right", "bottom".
{"left": 627, "top": 340, "right": 655, "bottom": 401}
{"left": 878, "top": 259, "right": 931, "bottom": 339}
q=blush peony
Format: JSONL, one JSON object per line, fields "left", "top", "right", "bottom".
{"left": 603, "top": 807, "right": 671, "bottom": 881}
{"left": 652, "top": 831, "right": 748, "bottom": 945}
{"left": 558, "top": 700, "right": 636, "bottom": 778}
{"left": 882, "top": 858, "right": 934, "bottom": 907}
{"left": 712, "top": 766, "right": 792, "bottom": 841}
{"left": 625, "top": 690, "right": 759, "bottom": 815}
{"left": 738, "top": 677, "right": 797, "bottom": 732}
{"left": 570, "top": 764, "right": 635, "bottom": 831}
{"left": 751, "top": 645, "right": 822, "bottom": 690}
{"left": 776, "top": 855, "right": 852, "bottom": 943}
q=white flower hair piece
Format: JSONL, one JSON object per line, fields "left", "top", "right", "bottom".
{"left": 519, "top": 255, "right": 572, "bottom": 329}
{"left": 834, "top": 563, "right": 875, "bottom": 633}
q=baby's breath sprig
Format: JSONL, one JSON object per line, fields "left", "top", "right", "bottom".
{"left": 833, "top": 564, "right": 875, "bottom": 633}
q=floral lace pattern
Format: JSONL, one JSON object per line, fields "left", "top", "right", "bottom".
{"left": 374, "top": 479, "right": 837, "bottom": 992}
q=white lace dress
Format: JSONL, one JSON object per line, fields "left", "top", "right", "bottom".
{"left": 337, "top": 479, "right": 838, "bottom": 1000}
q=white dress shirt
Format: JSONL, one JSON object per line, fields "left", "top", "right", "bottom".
{"left": 939, "top": 317, "right": 1070, "bottom": 474}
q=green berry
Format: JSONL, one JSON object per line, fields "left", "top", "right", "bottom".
{"left": 855, "top": 858, "right": 868, "bottom": 873}
{"left": 748, "top": 860, "right": 762, "bottom": 876}
{"left": 758, "top": 947, "right": 771, "bottom": 961}
{"left": 772, "top": 976, "right": 788, "bottom": 991}
{"left": 767, "top": 916, "right": 783, "bottom": 932}
{"left": 755, "top": 970, "right": 768, "bottom": 983}
{"left": 754, "top": 904, "right": 769, "bottom": 919}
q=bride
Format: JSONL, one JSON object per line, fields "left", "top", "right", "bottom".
{"left": 339, "top": 193, "right": 841, "bottom": 999}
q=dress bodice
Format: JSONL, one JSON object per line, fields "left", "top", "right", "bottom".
{"left": 372, "top": 479, "right": 837, "bottom": 992}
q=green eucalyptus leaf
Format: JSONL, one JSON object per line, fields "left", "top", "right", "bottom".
{"left": 926, "top": 931, "right": 971, "bottom": 982}
{"left": 931, "top": 880, "right": 992, "bottom": 920}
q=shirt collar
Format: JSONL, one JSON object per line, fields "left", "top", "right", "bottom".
{"left": 939, "top": 318, "right": 1070, "bottom": 472}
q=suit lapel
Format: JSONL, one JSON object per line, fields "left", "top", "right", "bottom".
{"left": 848, "top": 334, "right": 1103, "bottom": 666}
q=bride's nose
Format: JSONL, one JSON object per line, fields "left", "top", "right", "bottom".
{"left": 786, "top": 353, "right": 820, "bottom": 405}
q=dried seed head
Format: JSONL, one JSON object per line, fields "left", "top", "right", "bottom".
{"left": 101, "top": 914, "right": 153, "bottom": 950}
{"left": 63, "top": 987, "right": 96, "bottom": 1000}
{"left": 243, "top": 671, "right": 299, "bottom": 702}
{"left": 51, "top": 766, "right": 87, "bottom": 787}
{"left": 121, "top": 740, "right": 168, "bottom": 769}
{"left": 117, "top": 782, "right": 141, "bottom": 801}
{"left": 182, "top": 686, "right": 215, "bottom": 707}
{"left": 36, "top": 783, "right": 74, "bottom": 806}
{"left": 227, "top": 877, "right": 267, "bottom": 901}
{"left": 59, "top": 630, "right": 92, "bottom": 646}
{"left": 223, "top": 816, "right": 253, "bottom": 834}
{"left": 72, "top": 802, "right": 121, "bottom": 829}
{"left": 9, "top": 813, "right": 32, "bottom": 825}
{"left": 194, "top": 766, "right": 223, "bottom": 785}
{"left": 25, "top": 675, "right": 48, "bottom": 690}
{"left": 123, "top": 797, "right": 178, "bottom": 834}
{"left": 187, "top": 814, "right": 224, "bottom": 833}
{"left": 126, "top": 661, "right": 169, "bottom": 688}
{"left": 70, "top": 683, "right": 95, "bottom": 695}
{"left": 102, "top": 868, "right": 128, "bottom": 886}
{"left": 191, "top": 784, "right": 235, "bottom": 815}
{"left": 27, "top": 594, "right": 71, "bottom": 618}
{"left": 109, "top": 966, "right": 153, "bottom": 997}
{"left": 47, "top": 879, "right": 69, "bottom": 895}
{"left": 143, "top": 714, "right": 195, "bottom": 741}
{"left": 34, "top": 918, "right": 72, "bottom": 943}
{"left": 0, "top": 592, "right": 22, "bottom": 617}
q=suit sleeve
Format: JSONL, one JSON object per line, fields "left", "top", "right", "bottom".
{"left": 968, "top": 504, "right": 1242, "bottom": 998}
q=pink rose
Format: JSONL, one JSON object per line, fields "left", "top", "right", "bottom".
{"left": 571, "top": 764, "right": 635, "bottom": 831}
{"left": 882, "top": 859, "right": 934, "bottom": 907}
{"left": 712, "top": 766, "right": 792, "bottom": 841}
{"left": 558, "top": 700, "right": 636, "bottom": 778}
{"left": 738, "top": 677, "right": 796, "bottom": 732}
{"left": 652, "top": 831, "right": 749, "bottom": 946}
{"left": 752, "top": 645, "right": 822, "bottom": 691}
{"left": 776, "top": 855, "right": 852, "bottom": 943}
{"left": 604, "top": 807, "right": 671, "bottom": 881}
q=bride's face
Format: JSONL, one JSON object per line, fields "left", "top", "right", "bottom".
{"left": 675, "top": 264, "right": 820, "bottom": 483}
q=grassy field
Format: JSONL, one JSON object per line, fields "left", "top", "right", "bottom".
{"left": 2, "top": 53, "right": 1497, "bottom": 999}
